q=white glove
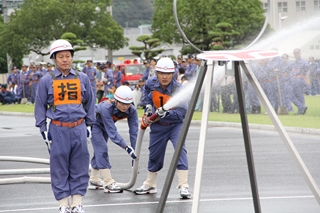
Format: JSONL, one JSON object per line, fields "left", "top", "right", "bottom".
{"left": 87, "top": 126, "right": 92, "bottom": 144}
{"left": 125, "top": 145, "right": 137, "bottom": 159}
{"left": 144, "top": 104, "right": 153, "bottom": 116}
{"left": 156, "top": 108, "right": 170, "bottom": 118}
{"left": 41, "top": 131, "right": 52, "bottom": 152}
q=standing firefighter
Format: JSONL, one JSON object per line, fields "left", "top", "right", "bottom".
{"left": 134, "top": 57, "right": 191, "bottom": 199}
{"left": 34, "top": 39, "right": 95, "bottom": 213}
{"left": 88, "top": 85, "right": 138, "bottom": 193}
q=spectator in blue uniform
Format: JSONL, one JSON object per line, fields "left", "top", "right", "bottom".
{"left": 184, "top": 54, "right": 197, "bottom": 79}
{"left": 46, "top": 62, "right": 53, "bottom": 74}
{"left": 0, "top": 84, "right": 17, "bottom": 105}
{"left": 104, "top": 61, "right": 114, "bottom": 97}
{"left": 38, "top": 63, "right": 48, "bottom": 76}
{"left": 34, "top": 39, "right": 95, "bottom": 213}
{"left": 16, "top": 64, "right": 31, "bottom": 103}
{"left": 113, "top": 65, "right": 122, "bottom": 88}
{"left": 309, "top": 57, "right": 319, "bottom": 95}
{"left": 7, "top": 67, "right": 19, "bottom": 96}
{"left": 141, "top": 60, "right": 151, "bottom": 81}
{"left": 82, "top": 59, "right": 97, "bottom": 102}
{"left": 134, "top": 57, "right": 191, "bottom": 199}
{"left": 290, "top": 48, "right": 309, "bottom": 115}
{"left": 88, "top": 85, "right": 138, "bottom": 193}
{"left": 29, "top": 63, "right": 43, "bottom": 104}
{"left": 96, "top": 64, "right": 106, "bottom": 103}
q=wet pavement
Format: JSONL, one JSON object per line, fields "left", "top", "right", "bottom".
{"left": 0, "top": 114, "right": 319, "bottom": 213}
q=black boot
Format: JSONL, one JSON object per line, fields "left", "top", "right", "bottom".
{"left": 251, "top": 106, "right": 256, "bottom": 114}
{"left": 256, "top": 106, "right": 261, "bottom": 114}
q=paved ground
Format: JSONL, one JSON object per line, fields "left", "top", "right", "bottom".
{"left": 0, "top": 114, "right": 320, "bottom": 213}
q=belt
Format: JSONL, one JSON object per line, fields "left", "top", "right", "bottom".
{"left": 51, "top": 118, "right": 84, "bottom": 128}
{"left": 90, "top": 79, "right": 96, "bottom": 82}
{"left": 157, "top": 121, "right": 172, "bottom": 126}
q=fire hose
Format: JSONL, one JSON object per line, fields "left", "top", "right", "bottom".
{"left": 117, "top": 107, "right": 167, "bottom": 189}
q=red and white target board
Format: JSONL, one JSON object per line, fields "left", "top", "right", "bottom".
{"left": 197, "top": 49, "right": 281, "bottom": 61}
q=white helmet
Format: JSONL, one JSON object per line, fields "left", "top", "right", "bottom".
{"left": 114, "top": 85, "right": 133, "bottom": 104}
{"left": 155, "top": 57, "right": 175, "bottom": 73}
{"left": 49, "top": 39, "right": 74, "bottom": 59}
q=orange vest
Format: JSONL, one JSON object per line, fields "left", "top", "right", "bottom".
{"left": 152, "top": 90, "right": 171, "bottom": 109}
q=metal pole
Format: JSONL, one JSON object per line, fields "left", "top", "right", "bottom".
{"left": 156, "top": 60, "right": 208, "bottom": 213}
{"left": 234, "top": 61, "right": 261, "bottom": 213}
{"left": 107, "top": 5, "right": 113, "bottom": 62}
{"left": 240, "top": 61, "right": 320, "bottom": 205}
{"left": 191, "top": 61, "right": 214, "bottom": 213}
{"left": 3, "top": 0, "right": 12, "bottom": 73}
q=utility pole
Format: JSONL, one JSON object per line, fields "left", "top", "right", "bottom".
{"left": 107, "top": 5, "right": 113, "bottom": 62}
{"left": 3, "top": 0, "right": 12, "bottom": 73}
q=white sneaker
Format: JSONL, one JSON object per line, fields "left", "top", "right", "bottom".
{"left": 179, "top": 187, "right": 191, "bottom": 199}
{"left": 88, "top": 180, "right": 104, "bottom": 190}
{"left": 104, "top": 182, "right": 123, "bottom": 193}
{"left": 71, "top": 205, "right": 85, "bottom": 213}
{"left": 58, "top": 206, "right": 71, "bottom": 213}
{"left": 134, "top": 185, "right": 157, "bottom": 195}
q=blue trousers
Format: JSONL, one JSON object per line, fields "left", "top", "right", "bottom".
{"left": 49, "top": 122, "right": 89, "bottom": 200}
{"left": 148, "top": 122, "right": 188, "bottom": 172}
{"left": 90, "top": 124, "right": 112, "bottom": 169}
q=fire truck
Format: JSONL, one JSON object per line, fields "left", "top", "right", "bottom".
{"left": 115, "top": 58, "right": 145, "bottom": 86}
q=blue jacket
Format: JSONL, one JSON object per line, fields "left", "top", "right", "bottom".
{"left": 95, "top": 101, "right": 138, "bottom": 148}
{"left": 142, "top": 76, "right": 187, "bottom": 124}
{"left": 34, "top": 68, "right": 96, "bottom": 132}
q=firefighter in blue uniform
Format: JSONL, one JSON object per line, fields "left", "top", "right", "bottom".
{"left": 290, "top": 48, "right": 309, "bottom": 114}
{"left": 29, "top": 63, "right": 43, "bottom": 104}
{"left": 7, "top": 67, "right": 19, "bottom": 95}
{"left": 88, "top": 85, "right": 138, "bottom": 193}
{"left": 134, "top": 57, "right": 191, "bottom": 199}
{"left": 141, "top": 60, "right": 151, "bottom": 81}
{"left": 184, "top": 54, "right": 197, "bottom": 79}
{"left": 82, "top": 59, "right": 97, "bottom": 101}
{"left": 17, "top": 65, "right": 31, "bottom": 103}
{"left": 104, "top": 61, "right": 114, "bottom": 96}
{"left": 34, "top": 39, "right": 95, "bottom": 213}
{"left": 0, "top": 84, "right": 17, "bottom": 104}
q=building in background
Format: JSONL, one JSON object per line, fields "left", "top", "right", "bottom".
{"left": 260, "top": 0, "right": 320, "bottom": 59}
{"left": 1, "top": 0, "right": 319, "bottom": 71}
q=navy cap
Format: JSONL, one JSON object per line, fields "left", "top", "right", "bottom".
{"left": 138, "top": 78, "right": 145, "bottom": 82}
{"left": 96, "top": 62, "right": 101, "bottom": 66}
{"left": 122, "top": 81, "right": 129, "bottom": 85}
{"left": 187, "top": 54, "right": 194, "bottom": 59}
{"left": 1, "top": 84, "right": 7, "bottom": 89}
{"left": 100, "top": 64, "right": 106, "bottom": 69}
{"left": 106, "top": 61, "right": 112, "bottom": 65}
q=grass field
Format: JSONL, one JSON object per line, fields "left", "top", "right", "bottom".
{"left": 0, "top": 95, "right": 319, "bottom": 129}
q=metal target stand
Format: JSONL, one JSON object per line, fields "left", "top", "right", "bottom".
{"left": 155, "top": 53, "right": 320, "bottom": 213}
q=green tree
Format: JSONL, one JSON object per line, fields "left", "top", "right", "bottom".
{"left": 152, "top": 0, "right": 268, "bottom": 53}
{"left": 0, "top": 15, "right": 23, "bottom": 73}
{"left": 61, "top": 32, "right": 87, "bottom": 53}
{"left": 129, "top": 35, "right": 165, "bottom": 60}
{"left": 0, "top": 0, "right": 128, "bottom": 59}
